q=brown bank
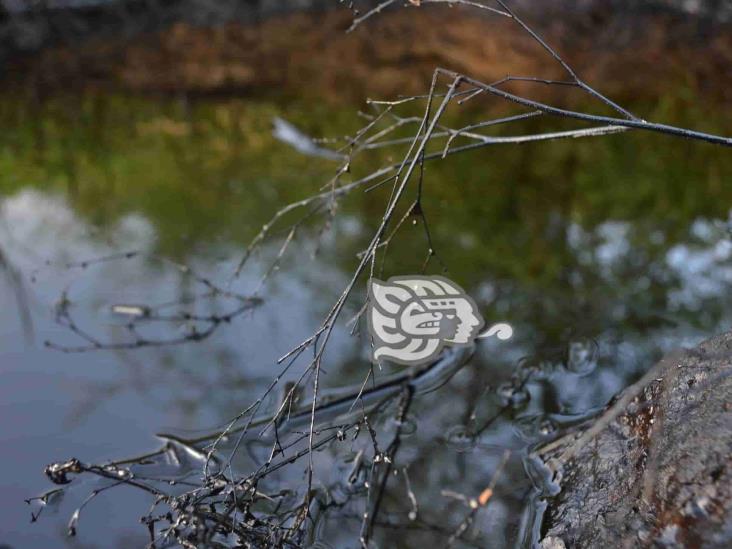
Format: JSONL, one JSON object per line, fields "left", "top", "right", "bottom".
{"left": 6, "top": 7, "right": 732, "bottom": 106}
{"left": 535, "top": 331, "right": 732, "bottom": 548}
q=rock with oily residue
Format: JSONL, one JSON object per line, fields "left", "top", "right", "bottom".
{"left": 539, "top": 331, "right": 732, "bottom": 548}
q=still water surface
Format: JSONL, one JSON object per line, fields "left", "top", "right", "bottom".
{"left": 0, "top": 92, "right": 731, "bottom": 547}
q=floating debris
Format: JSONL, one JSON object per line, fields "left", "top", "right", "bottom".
{"left": 110, "top": 304, "right": 150, "bottom": 318}
{"left": 272, "top": 117, "right": 346, "bottom": 161}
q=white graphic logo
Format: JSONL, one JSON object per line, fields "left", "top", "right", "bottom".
{"left": 367, "top": 275, "right": 491, "bottom": 365}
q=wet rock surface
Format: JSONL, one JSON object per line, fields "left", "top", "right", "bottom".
{"left": 539, "top": 331, "right": 732, "bottom": 548}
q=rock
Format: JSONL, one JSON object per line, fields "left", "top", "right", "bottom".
{"left": 537, "top": 331, "right": 732, "bottom": 548}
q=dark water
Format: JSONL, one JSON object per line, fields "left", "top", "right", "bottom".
{"left": 0, "top": 91, "right": 731, "bottom": 548}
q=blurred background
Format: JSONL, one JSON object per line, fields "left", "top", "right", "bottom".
{"left": 0, "top": 1, "right": 731, "bottom": 547}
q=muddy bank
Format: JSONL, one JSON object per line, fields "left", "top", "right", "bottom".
{"left": 6, "top": 7, "right": 732, "bottom": 105}
{"left": 535, "top": 331, "right": 732, "bottom": 548}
